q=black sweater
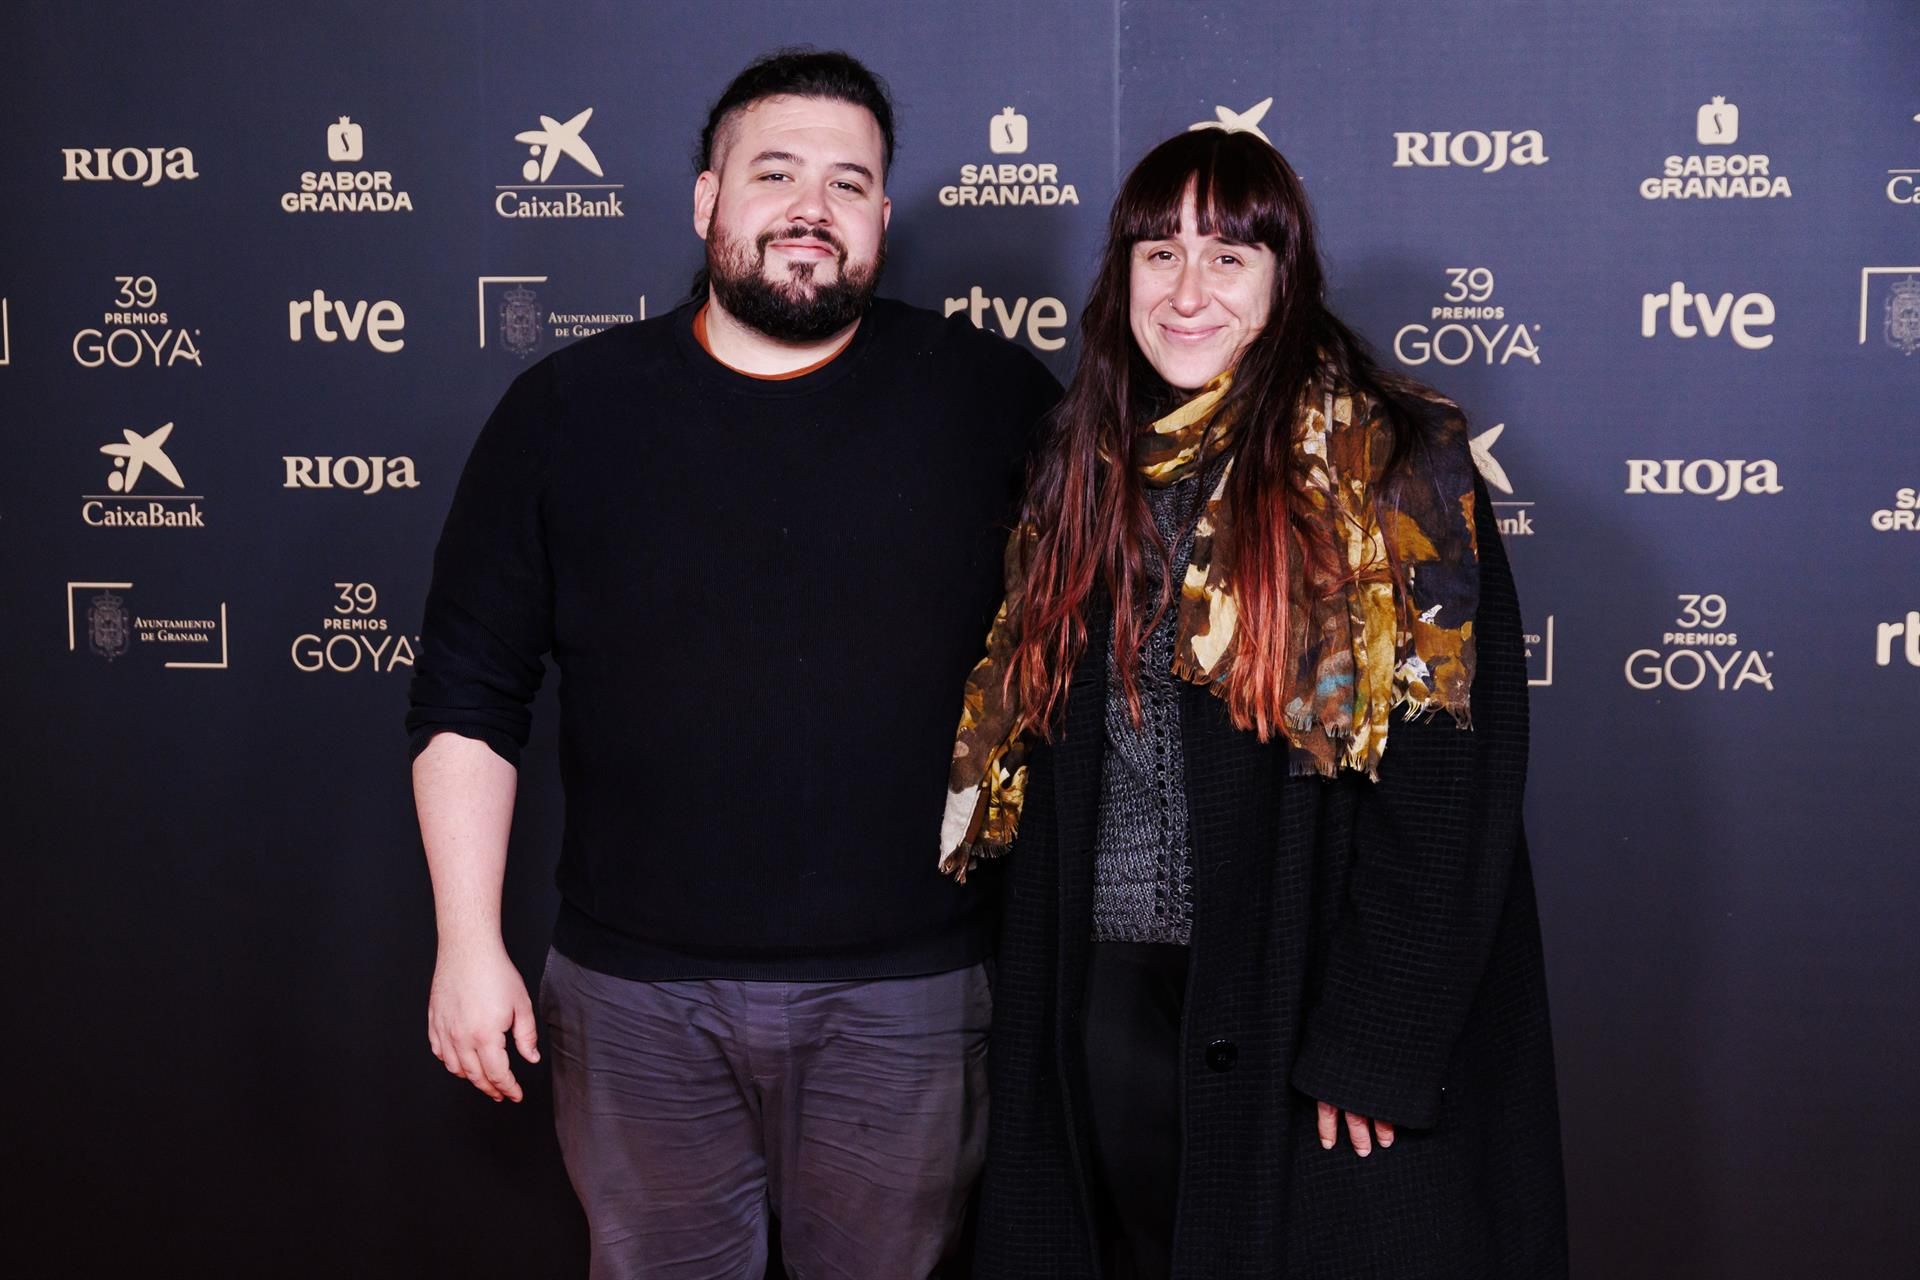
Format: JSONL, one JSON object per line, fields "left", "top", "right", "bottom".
{"left": 407, "top": 299, "right": 1060, "bottom": 980}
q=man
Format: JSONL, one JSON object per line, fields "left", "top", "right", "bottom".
{"left": 408, "top": 49, "right": 1060, "bottom": 1280}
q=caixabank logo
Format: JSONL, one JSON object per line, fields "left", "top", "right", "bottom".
{"left": 1191, "top": 99, "right": 1273, "bottom": 145}
{"left": 1469, "top": 423, "right": 1535, "bottom": 537}
{"left": 939, "top": 106, "right": 1081, "bottom": 208}
{"left": 1394, "top": 267, "right": 1540, "bottom": 367}
{"left": 67, "top": 580, "right": 228, "bottom": 669}
{"left": 72, "top": 275, "right": 202, "bottom": 370}
{"left": 1640, "top": 96, "right": 1790, "bottom": 200}
{"left": 477, "top": 276, "right": 644, "bottom": 359}
{"left": 281, "top": 116, "right": 413, "bottom": 214}
{"left": 291, "top": 582, "right": 416, "bottom": 675}
{"left": 1626, "top": 593, "right": 1774, "bottom": 693}
{"left": 1885, "top": 113, "right": 1920, "bottom": 205}
{"left": 1857, "top": 268, "right": 1920, "bottom": 356}
{"left": 495, "top": 108, "right": 624, "bottom": 219}
{"left": 84, "top": 421, "right": 205, "bottom": 528}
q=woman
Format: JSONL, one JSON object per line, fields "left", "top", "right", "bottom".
{"left": 940, "top": 128, "right": 1567, "bottom": 1278}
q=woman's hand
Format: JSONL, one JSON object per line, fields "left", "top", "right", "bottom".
{"left": 1316, "top": 1100, "right": 1394, "bottom": 1156}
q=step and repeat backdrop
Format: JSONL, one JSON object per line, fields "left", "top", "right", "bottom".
{"left": 5, "top": 0, "right": 1916, "bottom": 1275}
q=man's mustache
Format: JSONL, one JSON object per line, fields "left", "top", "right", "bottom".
{"left": 757, "top": 225, "right": 846, "bottom": 257}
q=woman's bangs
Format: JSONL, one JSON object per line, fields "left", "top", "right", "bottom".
{"left": 1191, "top": 158, "right": 1283, "bottom": 248}
{"left": 1113, "top": 134, "right": 1287, "bottom": 250}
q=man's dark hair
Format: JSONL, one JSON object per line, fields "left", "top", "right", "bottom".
{"left": 696, "top": 48, "right": 896, "bottom": 178}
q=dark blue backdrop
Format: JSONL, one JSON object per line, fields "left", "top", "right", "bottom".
{"left": 5, "top": 1, "right": 1916, "bottom": 1274}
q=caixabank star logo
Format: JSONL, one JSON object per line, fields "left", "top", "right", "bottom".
{"left": 83, "top": 421, "right": 206, "bottom": 529}
{"left": 495, "top": 108, "right": 624, "bottom": 219}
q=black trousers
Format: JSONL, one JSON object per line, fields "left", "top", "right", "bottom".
{"left": 1080, "top": 941, "right": 1189, "bottom": 1280}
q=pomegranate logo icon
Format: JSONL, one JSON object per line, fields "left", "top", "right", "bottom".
{"left": 1696, "top": 96, "right": 1738, "bottom": 146}
{"left": 327, "top": 116, "right": 363, "bottom": 163}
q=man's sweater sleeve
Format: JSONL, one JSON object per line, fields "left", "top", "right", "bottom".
{"left": 405, "top": 360, "right": 558, "bottom": 767}
{"left": 1288, "top": 473, "right": 1530, "bottom": 1129}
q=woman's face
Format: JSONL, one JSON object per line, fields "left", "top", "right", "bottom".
{"left": 1128, "top": 182, "right": 1276, "bottom": 391}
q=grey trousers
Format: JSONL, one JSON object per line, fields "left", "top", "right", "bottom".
{"left": 538, "top": 948, "right": 991, "bottom": 1280}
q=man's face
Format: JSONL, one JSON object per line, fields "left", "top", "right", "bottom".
{"left": 694, "top": 95, "right": 892, "bottom": 341}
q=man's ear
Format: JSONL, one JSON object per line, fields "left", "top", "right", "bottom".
{"left": 881, "top": 194, "right": 892, "bottom": 233}
{"left": 693, "top": 171, "right": 718, "bottom": 240}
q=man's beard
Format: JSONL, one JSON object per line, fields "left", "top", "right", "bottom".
{"left": 706, "top": 221, "right": 885, "bottom": 342}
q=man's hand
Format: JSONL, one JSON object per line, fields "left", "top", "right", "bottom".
{"left": 427, "top": 943, "right": 540, "bottom": 1102}
{"left": 1316, "top": 1100, "right": 1394, "bottom": 1157}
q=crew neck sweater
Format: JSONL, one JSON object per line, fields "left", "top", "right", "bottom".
{"left": 408, "top": 298, "right": 1060, "bottom": 981}
{"left": 1091, "top": 461, "right": 1224, "bottom": 947}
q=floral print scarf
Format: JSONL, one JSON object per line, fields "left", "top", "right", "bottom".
{"left": 938, "top": 371, "right": 1481, "bottom": 881}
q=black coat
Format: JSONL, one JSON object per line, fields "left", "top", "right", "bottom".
{"left": 974, "top": 480, "right": 1568, "bottom": 1278}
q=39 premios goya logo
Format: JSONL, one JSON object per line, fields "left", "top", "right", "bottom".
{"left": 1626, "top": 594, "right": 1774, "bottom": 693}
{"left": 281, "top": 116, "right": 413, "bottom": 214}
{"left": 73, "top": 275, "right": 202, "bottom": 369}
{"left": 291, "top": 582, "right": 416, "bottom": 674}
{"left": 1639, "top": 96, "right": 1790, "bottom": 200}
{"left": 1394, "top": 268, "right": 1540, "bottom": 367}
{"left": 939, "top": 106, "right": 1080, "bottom": 208}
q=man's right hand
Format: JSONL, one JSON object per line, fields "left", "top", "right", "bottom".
{"left": 427, "top": 942, "right": 540, "bottom": 1102}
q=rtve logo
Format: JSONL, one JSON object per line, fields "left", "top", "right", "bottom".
{"left": 945, "top": 287, "right": 1067, "bottom": 351}
{"left": 287, "top": 290, "right": 405, "bottom": 353}
{"left": 1640, "top": 282, "right": 1775, "bottom": 349}
{"left": 1877, "top": 613, "right": 1920, "bottom": 667}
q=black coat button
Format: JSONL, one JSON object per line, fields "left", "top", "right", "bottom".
{"left": 1205, "top": 1039, "right": 1237, "bottom": 1072}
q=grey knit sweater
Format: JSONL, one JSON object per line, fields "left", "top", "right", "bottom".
{"left": 1090, "top": 462, "right": 1223, "bottom": 945}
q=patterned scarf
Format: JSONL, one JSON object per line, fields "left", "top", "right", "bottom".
{"left": 938, "top": 370, "right": 1481, "bottom": 881}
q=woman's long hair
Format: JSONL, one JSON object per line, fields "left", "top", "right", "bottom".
{"left": 1011, "top": 128, "right": 1435, "bottom": 741}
